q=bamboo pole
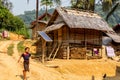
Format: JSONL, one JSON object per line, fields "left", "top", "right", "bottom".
{"left": 67, "top": 46, "right": 70, "bottom": 60}
{"left": 42, "top": 39, "right": 46, "bottom": 63}
{"left": 66, "top": 27, "right": 70, "bottom": 60}
{"left": 52, "top": 43, "right": 61, "bottom": 60}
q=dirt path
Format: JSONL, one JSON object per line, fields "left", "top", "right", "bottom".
{"left": 0, "top": 40, "right": 119, "bottom": 80}
{"left": 0, "top": 40, "right": 64, "bottom": 80}
{"left": 0, "top": 40, "right": 21, "bottom": 80}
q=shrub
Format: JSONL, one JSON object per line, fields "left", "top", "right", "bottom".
{"left": 7, "top": 43, "right": 14, "bottom": 56}
{"left": 17, "top": 41, "right": 25, "bottom": 53}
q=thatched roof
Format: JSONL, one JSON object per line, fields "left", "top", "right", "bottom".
{"left": 113, "top": 23, "right": 120, "bottom": 31}
{"left": 44, "top": 7, "right": 120, "bottom": 43}
{"left": 106, "top": 32, "right": 120, "bottom": 43}
{"left": 46, "top": 7, "right": 113, "bottom": 32}
{"left": 30, "top": 12, "right": 51, "bottom": 29}
{"left": 30, "top": 20, "right": 47, "bottom": 29}
{"left": 38, "top": 13, "right": 51, "bottom": 20}
{"left": 44, "top": 22, "right": 65, "bottom": 32}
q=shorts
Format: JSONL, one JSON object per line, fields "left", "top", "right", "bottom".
{"left": 23, "top": 61, "right": 29, "bottom": 71}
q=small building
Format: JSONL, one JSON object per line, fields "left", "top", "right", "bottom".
{"left": 30, "top": 13, "right": 51, "bottom": 39}
{"left": 37, "top": 7, "right": 120, "bottom": 61}
{"left": 37, "top": 7, "right": 117, "bottom": 60}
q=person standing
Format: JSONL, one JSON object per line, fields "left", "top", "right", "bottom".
{"left": 18, "top": 47, "right": 31, "bottom": 80}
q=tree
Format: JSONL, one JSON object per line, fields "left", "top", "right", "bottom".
{"left": 71, "top": 0, "right": 120, "bottom": 23}
{"left": 0, "top": 0, "right": 13, "bottom": 10}
{"left": 71, "top": 0, "right": 119, "bottom": 12}
{"left": 0, "top": 3, "right": 30, "bottom": 38}
{"left": 71, "top": 0, "right": 95, "bottom": 11}
{"left": 40, "top": 0, "right": 53, "bottom": 15}
{"left": 40, "top": 0, "right": 61, "bottom": 20}
{"left": 106, "top": 1, "right": 120, "bottom": 21}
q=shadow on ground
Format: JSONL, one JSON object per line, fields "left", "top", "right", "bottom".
{"left": 16, "top": 75, "right": 23, "bottom": 80}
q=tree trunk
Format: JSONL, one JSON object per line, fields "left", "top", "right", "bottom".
{"left": 36, "top": 0, "right": 39, "bottom": 20}
{"left": 45, "top": 1, "right": 48, "bottom": 21}
{"left": 106, "top": 2, "right": 119, "bottom": 21}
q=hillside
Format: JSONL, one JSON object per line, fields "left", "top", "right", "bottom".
{"left": 18, "top": 8, "right": 54, "bottom": 26}
{"left": 18, "top": 5, "right": 120, "bottom": 27}
{"left": 95, "top": 5, "right": 120, "bottom": 26}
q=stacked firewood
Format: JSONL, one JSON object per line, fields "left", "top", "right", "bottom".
{"left": 70, "top": 47, "right": 86, "bottom": 59}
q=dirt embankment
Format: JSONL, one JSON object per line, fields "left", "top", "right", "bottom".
{"left": 9, "top": 32, "right": 24, "bottom": 40}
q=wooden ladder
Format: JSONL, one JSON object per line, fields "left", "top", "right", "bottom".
{"left": 48, "top": 43, "right": 57, "bottom": 60}
{"left": 52, "top": 43, "right": 61, "bottom": 60}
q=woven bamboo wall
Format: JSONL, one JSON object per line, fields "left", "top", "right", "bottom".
{"left": 39, "top": 26, "right": 103, "bottom": 59}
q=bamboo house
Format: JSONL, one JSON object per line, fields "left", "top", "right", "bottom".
{"left": 30, "top": 13, "right": 51, "bottom": 39}
{"left": 38, "top": 7, "right": 117, "bottom": 60}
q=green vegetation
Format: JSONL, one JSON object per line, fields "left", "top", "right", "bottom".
{"left": 17, "top": 41, "right": 25, "bottom": 53}
{"left": 0, "top": 0, "right": 13, "bottom": 10}
{"left": 95, "top": 5, "right": 120, "bottom": 26}
{"left": 0, "top": 0, "right": 30, "bottom": 38}
{"left": 18, "top": 5, "right": 120, "bottom": 27}
{"left": 0, "top": 0, "right": 119, "bottom": 39}
{"left": 7, "top": 43, "right": 14, "bottom": 56}
{"left": 18, "top": 8, "right": 54, "bottom": 25}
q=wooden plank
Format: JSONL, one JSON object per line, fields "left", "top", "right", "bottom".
{"left": 52, "top": 43, "right": 61, "bottom": 60}
{"left": 66, "top": 27, "right": 70, "bottom": 60}
{"left": 54, "top": 30, "right": 58, "bottom": 43}
{"left": 58, "top": 28, "right": 62, "bottom": 43}
{"left": 67, "top": 46, "right": 70, "bottom": 60}
{"left": 48, "top": 43, "right": 57, "bottom": 60}
{"left": 42, "top": 39, "right": 46, "bottom": 63}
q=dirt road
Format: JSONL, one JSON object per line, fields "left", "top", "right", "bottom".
{"left": 0, "top": 41, "right": 64, "bottom": 80}
{"left": 0, "top": 40, "right": 119, "bottom": 80}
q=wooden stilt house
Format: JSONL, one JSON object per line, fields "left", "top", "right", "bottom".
{"left": 39, "top": 7, "right": 116, "bottom": 60}
{"left": 30, "top": 13, "right": 51, "bottom": 39}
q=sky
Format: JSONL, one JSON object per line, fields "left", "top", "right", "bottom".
{"left": 10, "top": 0, "right": 70, "bottom": 15}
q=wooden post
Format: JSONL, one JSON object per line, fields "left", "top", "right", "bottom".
{"left": 67, "top": 46, "right": 70, "bottom": 60}
{"left": 100, "top": 31, "right": 103, "bottom": 57}
{"left": 66, "top": 27, "right": 70, "bottom": 60}
{"left": 42, "top": 39, "right": 46, "bottom": 63}
{"left": 58, "top": 29, "right": 62, "bottom": 43}
{"left": 36, "top": 0, "right": 39, "bottom": 20}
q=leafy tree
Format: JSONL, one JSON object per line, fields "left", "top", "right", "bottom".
{"left": 0, "top": 3, "right": 30, "bottom": 38}
{"left": 0, "top": 0, "right": 13, "bottom": 10}
{"left": 40, "top": 0, "right": 61, "bottom": 20}
{"left": 71, "top": 0, "right": 120, "bottom": 24}
{"left": 0, "top": 6, "right": 13, "bottom": 29}
{"left": 71, "top": 0, "right": 95, "bottom": 11}
{"left": 106, "top": 1, "right": 120, "bottom": 21}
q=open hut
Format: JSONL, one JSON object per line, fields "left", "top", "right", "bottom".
{"left": 30, "top": 13, "right": 51, "bottom": 39}
{"left": 38, "top": 7, "right": 116, "bottom": 60}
